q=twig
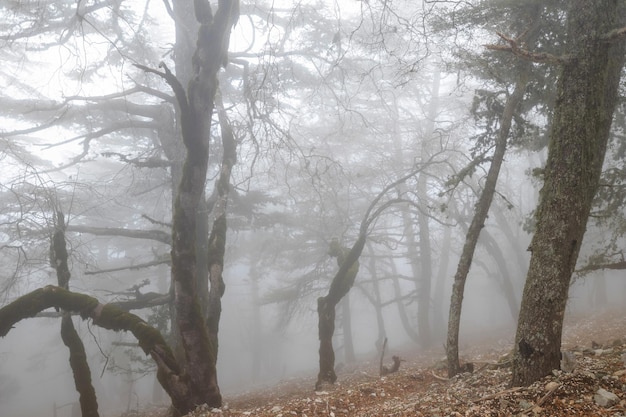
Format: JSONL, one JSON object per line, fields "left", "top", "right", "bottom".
{"left": 430, "top": 371, "right": 449, "bottom": 382}
{"left": 474, "top": 386, "right": 524, "bottom": 403}
{"left": 536, "top": 383, "right": 560, "bottom": 407}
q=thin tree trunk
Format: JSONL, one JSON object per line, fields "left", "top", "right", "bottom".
{"left": 432, "top": 226, "right": 451, "bottom": 341}
{"left": 53, "top": 211, "right": 99, "bottom": 417}
{"left": 481, "top": 230, "right": 519, "bottom": 322}
{"left": 416, "top": 69, "right": 440, "bottom": 348}
{"left": 316, "top": 236, "right": 365, "bottom": 389}
{"left": 446, "top": 35, "right": 535, "bottom": 376}
{"left": 390, "top": 260, "right": 419, "bottom": 343}
{"left": 366, "top": 244, "right": 387, "bottom": 353}
{"left": 340, "top": 294, "right": 356, "bottom": 363}
{"left": 511, "top": 0, "right": 625, "bottom": 386}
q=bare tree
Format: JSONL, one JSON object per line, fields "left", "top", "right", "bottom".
{"left": 0, "top": 0, "right": 239, "bottom": 413}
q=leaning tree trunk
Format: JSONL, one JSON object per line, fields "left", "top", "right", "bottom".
{"left": 316, "top": 236, "right": 366, "bottom": 389}
{"left": 314, "top": 162, "right": 432, "bottom": 389}
{"left": 446, "top": 58, "right": 532, "bottom": 378}
{"left": 511, "top": 0, "right": 625, "bottom": 387}
{"left": 52, "top": 211, "right": 99, "bottom": 417}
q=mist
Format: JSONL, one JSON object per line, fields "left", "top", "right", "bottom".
{"left": 1, "top": 1, "right": 625, "bottom": 416}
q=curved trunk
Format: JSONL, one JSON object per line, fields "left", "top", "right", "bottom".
{"left": 446, "top": 64, "right": 531, "bottom": 377}
{"left": 316, "top": 235, "right": 366, "bottom": 389}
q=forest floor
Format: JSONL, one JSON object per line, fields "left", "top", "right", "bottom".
{"left": 142, "top": 308, "right": 626, "bottom": 417}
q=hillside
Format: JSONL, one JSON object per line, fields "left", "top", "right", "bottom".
{"left": 144, "top": 308, "right": 626, "bottom": 417}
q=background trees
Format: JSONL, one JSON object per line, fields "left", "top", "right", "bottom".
{"left": 0, "top": 0, "right": 625, "bottom": 415}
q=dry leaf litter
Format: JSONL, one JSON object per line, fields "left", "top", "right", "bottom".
{"left": 132, "top": 308, "right": 626, "bottom": 417}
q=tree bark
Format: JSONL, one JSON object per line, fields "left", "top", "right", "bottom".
{"left": 316, "top": 236, "right": 365, "bottom": 389}
{"left": 0, "top": 286, "right": 198, "bottom": 413}
{"left": 511, "top": 0, "right": 625, "bottom": 387}
{"left": 205, "top": 89, "right": 237, "bottom": 365}
{"left": 167, "top": 0, "right": 237, "bottom": 409}
{"left": 53, "top": 211, "right": 100, "bottom": 417}
{"left": 446, "top": 56, "right": 532, "bottom": 378}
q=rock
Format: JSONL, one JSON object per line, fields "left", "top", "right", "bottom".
{"left": 594, "top": 388, "right": 619, "bottom": 407}
{"left": 518, "top": 399, "right": 533, "bottom": 410}
{"left": 561, "top": 351, "right": 576, "bottom": 372}
{"left": 545, "top": 381, "right": 560, "bottom": 391}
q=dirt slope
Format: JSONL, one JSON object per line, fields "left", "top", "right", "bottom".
{"left": 143, "top": 308, "right": 626, "bottom": 417}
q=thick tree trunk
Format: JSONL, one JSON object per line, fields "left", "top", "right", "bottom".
{"left": 511, "top": 0, "right": 625, "bottom": 387}
{"left": 167, "top": 0, "right": 237, "bottom": 409}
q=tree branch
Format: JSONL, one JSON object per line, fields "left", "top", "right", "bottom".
{"left": 67, "top": 225, "right": 171, "bottom": 244}
{"left": 485, "top": 32, "right": 571, "bottom": 65}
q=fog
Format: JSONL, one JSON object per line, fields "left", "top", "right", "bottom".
{"left": 1, "top": 1, "right": 626, "bottom": 417}
{"left": 2, "top": 236, "right": 624, "bottom": 416}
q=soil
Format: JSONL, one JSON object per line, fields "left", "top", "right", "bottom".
{"left": 139, "top": 308, "right": 626, "bottom": 417}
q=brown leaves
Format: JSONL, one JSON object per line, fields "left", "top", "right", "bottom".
{"left": 143, "top": 309, "right": 626, "bottom": 417}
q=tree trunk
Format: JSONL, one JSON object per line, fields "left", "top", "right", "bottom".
{"left": 481, "top": 230, "right": 519, "bottom": 322}
{"left": 432, "top": 226, "right": 451, "bottom": 341}
{"left": 511, "top": 0, "right": 625, "bottom": 387}
{"left": 52, "top": 211, "right": 100, "bottom": 417}
{"left": 205, "top": 90, "right": 237, "bottom": 365}
{"left": 415, "top": 69, "right": 440, "bottom": 349}
{"left": 390, "top": 259, "right": 419, "bottom": 343}
{"left": 340, "top": 294, "right": 356, "bottom": 363}
{"left": 366, "top": 244, "right": 387, "bottom": 353}
{"left": 446, "top": 58, "right": 532, "bottom": 377}
{"left": 167, "top": 0, "right": 237, "bottom": 409}
{"left": 316, "top": 235, "right": 366, "bottom": 389}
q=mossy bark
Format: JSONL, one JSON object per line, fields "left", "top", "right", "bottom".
{"left": 511, "top": 0, "right": 626, "bottom": 387}
{"left": 0, "top": 286, "right": 196, "bottom": 412}
{"left": 52, "top": 211, "right": 100, "bottom": 417}
{"left": 315, "top": 235, "right": 366, "bottom": 389}
{"left": 167, "top": 0, "right": 237, "bottom": 410}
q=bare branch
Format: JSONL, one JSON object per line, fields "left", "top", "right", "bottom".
{"left": 84, "top": 257, "right": 170, "bottom": 276}
{"left": 134, "top": 63, "right": 189, "bottom": 116}
{"left": 485, "top": 32, "right": 571, "bottom": 65}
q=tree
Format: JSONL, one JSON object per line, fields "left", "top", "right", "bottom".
{"left": 315, "top": 164, "right": 440, "bottom": 389}
{"left": 445, "top": 3, "right": 542, "bottom": 377}
{"left": 0, "top": 0, "right": 238, "bottom": 413}
{"left": 510, "top": 0, "right": 626, "bottom": 386}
